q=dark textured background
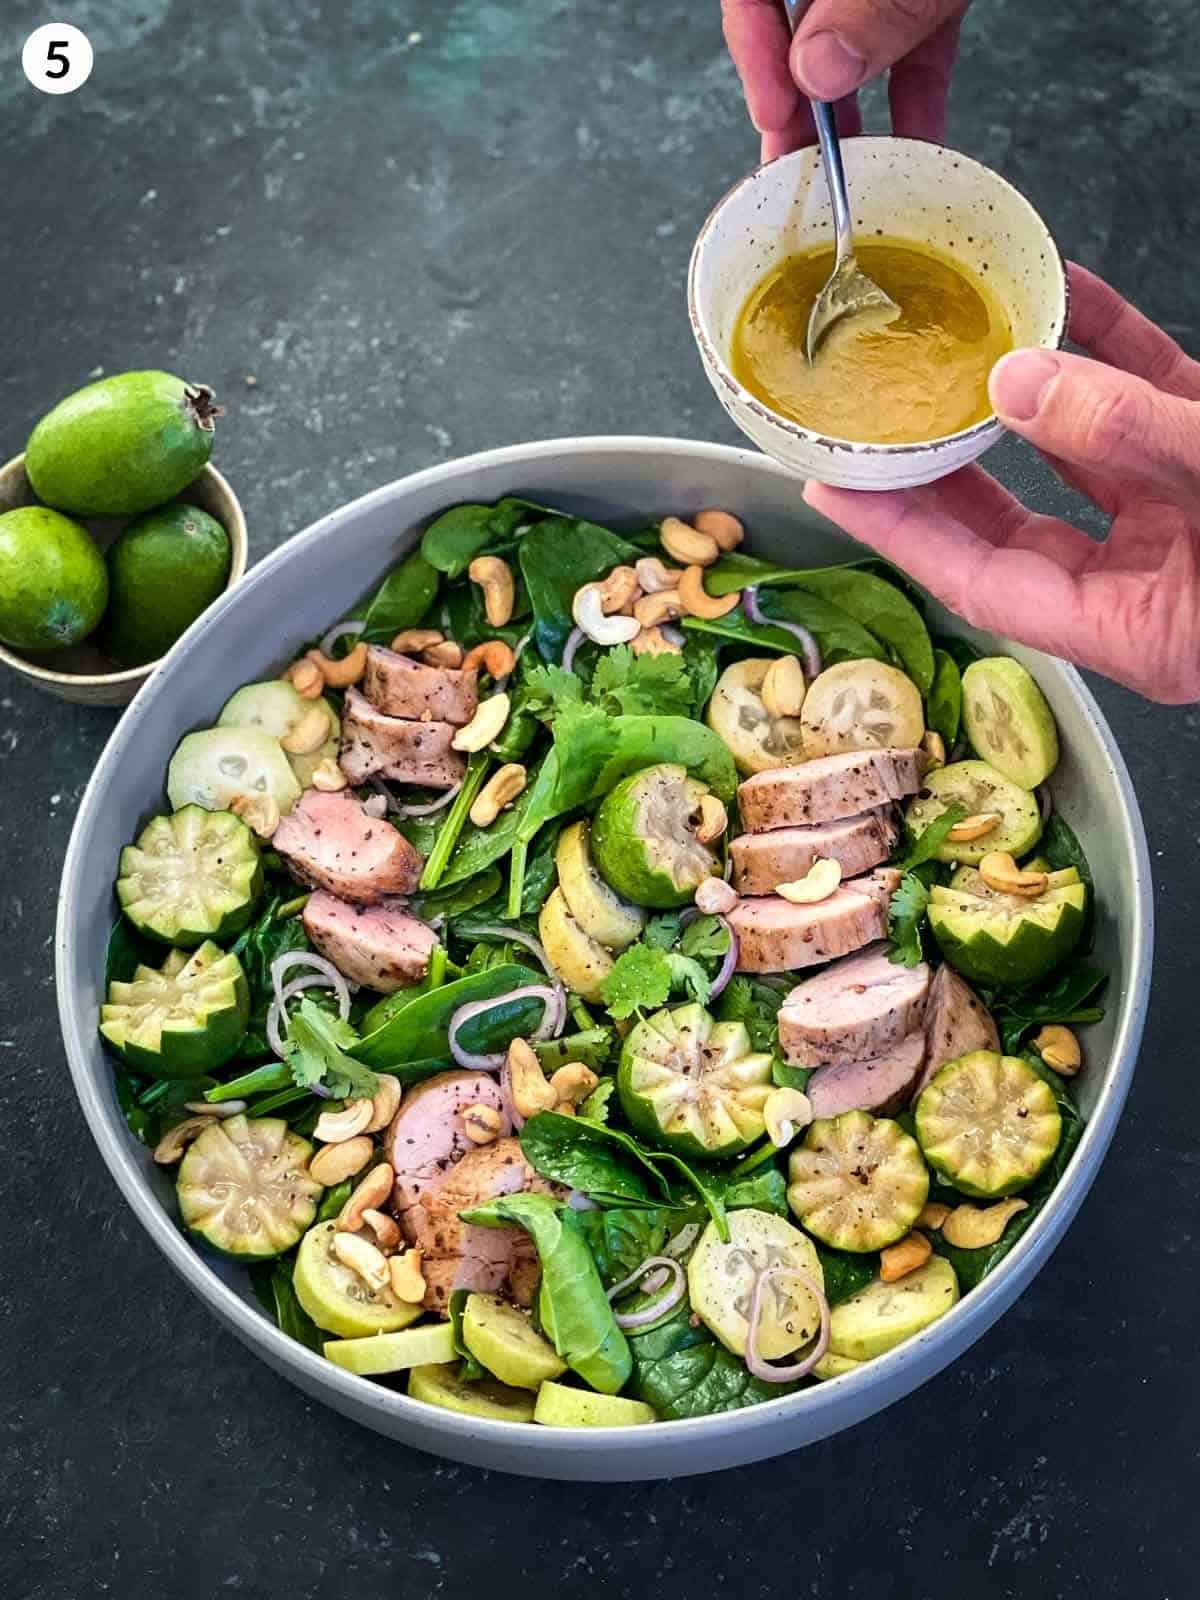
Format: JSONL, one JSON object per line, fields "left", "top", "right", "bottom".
{"left": 2, "top": 3, "right": 1197, "bottom": 1595}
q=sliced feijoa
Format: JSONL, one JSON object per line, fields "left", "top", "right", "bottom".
{"left": 812, "top": 1351, "right": 863, "bottom": 1380}
{"left": 787, "top": 1111, "right": 929, "bottom": 1253}
{"left": 100, "top": 941, "right": 249, "bottom": 1078}
{"left": 324, "top": 1324, "right": 457, "bottom": 1376}
{"left": 533, "top": 1383, "right": 657, "bottom": 1427}
{"left": 407, "top": 1361, "right": 536, "bottom": 1421}
{"left": 961, "top": 657, "right": 1059, "bottom": 789}
{"left": 827, "top": 1257, "right": 959, "bottom": 1362}
{"left": 218, "top": 681, "right": 341, "bottom": 790}
{"left": 618, "top": 1002, "right": 774, "bottom": 1160}
{"left": 915, "top": 1050, "right": 1062, "bottom": 1198}
{"left": 928, "top": 871, "right": 1086, "bottom": 987}
{"left": 591, "top": 763, "right": 721, "bottom": 909}
{"left": 800, "top": 660, "right": 925, "bottom": 759}
{"left": 462, "top": 1293, "right": 567, "bottom": 1390}
{"left": 116, "top": 804, "right": 262, "bottom": 947}
{"left": 294, "top": 1220, "right": 423, "bottom": 1338}
{"left": 555, "top": 821, "right": 645, "bottom": 951}
{"left": 167, "top": 726, "right": 302, "bottom": 816}
{"left": 687, "top": 1206, "right": 825, "bottom": 1360}
{"left": 177, "top": 1115, "right": 321, "bottom": 1259}
{"left": 538, "top": 886, "right": 615, "bottom": 1001}
{"left": 905, "top": 760, "right": 1041, "bottom": 865}
{"left": 705, "top": 658, "right": 806, "bottom": 775}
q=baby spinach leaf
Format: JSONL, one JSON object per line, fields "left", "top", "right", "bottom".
{"left": 627, "top": 1301, "right": 798, "bottom": 1418}
{"left": 517, "top": 520, "right": 643, "bottom": 662}
{"left": 315, "top": 1179, "right": 353, "bottom": 1224}
{"left": 772, "top": 1060, "right": 812, "bottom": 1091}
{"left": 447, "top": 1289, "right": 488, "bottom": 1381}
{"left": 411, "top": 867, "right": 503, "bottom": 923}
{"left": 104, "top": 918, "right": 160, "bottom": 986}
{"left": 709, "top": 1159, "right": 788, "bottom": 1216}
{"left": 682, "top": 630, "right": 722, "bottom": 716}
{"left": 357, "top": 550, "right": 440, "bottom": 643}
{"left": 250, "top": 1259, "right": 323, "bottom": 1353}
{"left": 932, "top": 632, "right": 982, "bottom": 676}
{"left": 519, "top": 1110, "right": 667, "bottom": 1207}
{"left": 926, "top": 648, "right": 963, "bottom": 747}
{"left": 993, "top": 962, "right": 1107, "bottom": 1054}
{"left": 682, "top": 610, "right": 827, "bottom": 660}
{"left": 420, "top": 499, "right": 534, "bottom": 577}
{"left": 756, "top": 588, "right": 889, "bottom": 668}
{"left": 575, "top": 1207, "right": 677, "bottom": 1285}
{"left": 352, "top": 962, "right": 543, "bottom": 1068}
{"left": 813, "top": 1244, "right": 877, "bottom": 1306}
{"left": 1039, "top": 815, "right": 1093, "bottom": 891}
{"left": 436, "top": 778, "right": 538, "bottom": 888}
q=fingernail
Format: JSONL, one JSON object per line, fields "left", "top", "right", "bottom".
{"left": 792, "top": 31, "right": 866, "bottom": 100}
{"left": 989, "top": 350, "right": 1060, "bottom": 421}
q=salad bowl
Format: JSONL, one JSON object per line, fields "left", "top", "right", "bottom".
{"left": 56, "top": 437, "right": 1151, "bottom": 1480}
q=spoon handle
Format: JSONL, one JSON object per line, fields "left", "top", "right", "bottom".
{"left": 811, "top": 101, "right": 854, "bottom": 269}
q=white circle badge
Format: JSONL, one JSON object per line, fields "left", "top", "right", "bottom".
{"left": 22, "top": 23, "right": 94, "bottom": 95}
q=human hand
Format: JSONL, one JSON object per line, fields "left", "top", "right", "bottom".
{"left": 722, "top": 0, "right": 970, "bottom": 161}
{"left": 803, "top": 264, "right": 1200, "bottom": 704}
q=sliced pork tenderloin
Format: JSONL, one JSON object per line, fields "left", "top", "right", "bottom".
{"left": 729, "top": 809, "right": 898, "bottom": 896}
{"left": 914, "top": 963, "right": 1000, "bottom": 1099}
{"left": 778, "top": 944, "right": 931, "bottom": 1066}
{"left": 737, "top": 748, "right": 928, "bottom": 833}
{"left": 339, "top": 688, "right": 466, "bottom": 789}
{"left": 728, "top": 868, "right": 900, "bottom": 974}
{"left": 806, "top": 1032, "right": 927, "bottom": 1120}
{"left": 363, "top": 645, "right": 479, "bottom": 726}
{"left": 384, "top": 1070, "right": 512, "bottom": 1209}
{"left": 302, "top": 890, "right": 437, "bottom": 993}
{"left": 273, "top": 788, "right": 423, "bottom": 903}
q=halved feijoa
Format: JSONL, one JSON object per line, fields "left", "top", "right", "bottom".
{"left": 800, "top": 660, "right": 925, "bottom": 759}
{"left": 905, "top": 760, "right": 1041, "bottom": 865}
{"left": 407, "top": 1360, "right": 536, "bottom": 1420}
{"left": 462, "top": 1293, "right": 566, "bottom": 1390}
{"left": 167, "top": 725, "right": 301, "bottom": 816}
{"left": 687, "top": 1206, "right": 825, "bottom": 1359}
{"left": 116, "top": 804, "right": 262, "bottom": 947}
{"left": 618, "top": 1002, "right": 774, "bottom": 1160}
{"left": 177, "top": 1115, "right": 321, "bottom": 1259}
{"left": 928, "top": 868, "right": 1086, "bottom": 987}
{"left": 555, "top": 821, "right": 645, "bottom": 951}
{"left": 787, "top": 1111, "right": 929, "bottom": 1253}
{"left": 294, "top": 1220, "right": 423, "bottom": 1338}
{"left": 100, "top": 941, "right": 248, "bottom": 1077}
{"left": 961, "top": 657, "right": 1059, "bottom": 789}
{"left": 827, "top": 1256, "right": 959, "bottom": 1362}
{"left": 591, "top": 764, "right": 720, "bottom": 909}
{"left": 533, "top": 1383, "right": 656, "bottom": 1427}
{"left": 915, "top": 1050, "right": 1062, "bottom": 1197}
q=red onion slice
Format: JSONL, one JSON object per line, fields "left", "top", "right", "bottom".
{"left": 606, "top": 1256, "right": 687, "bottom": 1329}
{"left": 447, "top": 983, "right": 566, "bottom": 1071}
{"left": 270, "top": 951, "right": 352, "bottom": 1019}
{"left": 319, "top": 619, "right": 366, "bottom": 658}
{"left": 1037, "top": 784, "right": 1054, "bottom": 825}
{"left": 381, "top": 780, "right": 461, "bottom": 820}
{"left": 710, "top": 914, "right": 739, "bottom": 999}
{"left": 562, "top": 625, "right": 586, "bottom": 674}
{"left": 744, "top": 1266, "right": 830, "bottom": 1383}
{"left": 743, "top": 586, "right": 822, "bottom": 681}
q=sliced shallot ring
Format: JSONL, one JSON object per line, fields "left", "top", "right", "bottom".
{"left": 457, "top": 923, "right": 556, "bottom": 980}
{"left": 561, "top": 625, "right": 586, "bottom": 674}
{"left": 447, "top": 984, "right": 565, "bottom": 1072}
{"left": 606, "top": 1256, "right": 687, "bottom": 1329}
{"left": 319, "top": 619, "right": 366, "bottom": 658}
{"left": 270, "top": 951, "right": 352, "bottom": 1019}
{"left": 744, "top": 1266, "right": 830, "bottom": 1383}
{"left": 743, "top": 586, "right": 822, "bottom": 681}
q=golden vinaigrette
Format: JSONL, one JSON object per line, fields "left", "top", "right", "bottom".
{"left": 730, "top": 237, "right": 1013, "bottom": 445}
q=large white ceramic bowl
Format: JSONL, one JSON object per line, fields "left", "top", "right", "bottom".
{"left": 57, "top": 438, "right": 1149, "bottom": 1481}
{"left": 689, "top": 139, "right": 1069, "bottom": 490}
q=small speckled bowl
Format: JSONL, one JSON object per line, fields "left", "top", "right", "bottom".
{"left": 689, "top": 137, "right": 1068, "bottom": 490}
{"left": 0, "top": 454, "right": 247, "bottom": 706}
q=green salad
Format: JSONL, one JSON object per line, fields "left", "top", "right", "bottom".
{"left": 99, "top": 497, "right": 1106, "bottom": 1425}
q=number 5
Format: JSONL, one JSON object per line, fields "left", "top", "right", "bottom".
{"left": 45, "top": 40, "right": 71, "bottom": 80}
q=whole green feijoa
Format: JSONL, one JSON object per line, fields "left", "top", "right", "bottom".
{"left": 101, "top": 501, "right": 231, "bottom": 666}
{"left": 26, "top": 371, "right": 221, "bottom": 517}
{"left": 0, "top": 505, "right": 107, "bottom": 651}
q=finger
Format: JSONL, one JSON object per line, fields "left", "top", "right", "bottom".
{"left": 886, "top": 4, "right": 967, "bottom": 142}
{"left": 789, "top": 0, "right": 966, "bottom": 102}
{"left": 1067, "top": 262, "right": 1200, "bottom": 399}
{"left": 722, "top": 0, "right": 803, "bottom": 136}
{"left": 761, "top": 93, "right": 862, "bottom": 160}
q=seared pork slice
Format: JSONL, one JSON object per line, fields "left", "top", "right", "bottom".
{"left": 403, "top": 1138, "right": 553, "bottom": 1313}
{"left": 737, "top": 749, "right": 928, "bottom": 833}
{"left": 363, "top": 645, "right": 479, "bottom": 726}
{"left": 807, "top": 1032, "right": 927, "bottom": 1120}
{"left": 778, "top": 944, "right": 930, "bottom": 1066}
{"left": 730, "top": 809, "right": 898, "bottom": 896}
{"left": 385, "top": 1070, "right": 511, "bottom": 1209}
{"left": 339, "top": 688, "right": 466, "bottom": 789}
{"left": 273, "top": 788, "right": 423, "bottom": 903}
{"left": 729, "top": 868, "right": 900, "bottom": 974}
{"left": 302, "top": 890, "right": 437, "bottom": 993}
{"left": 914, "top": 963, "right": 1000, "bottom": 1099}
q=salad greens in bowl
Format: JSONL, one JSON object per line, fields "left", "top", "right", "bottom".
{"left": 58, "top": 439, "right": 1150, "bottom": 1479}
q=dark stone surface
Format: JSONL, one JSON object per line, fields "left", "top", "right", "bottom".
{"left": 1, "top": 2, "right": 1197, "bottom": 1595}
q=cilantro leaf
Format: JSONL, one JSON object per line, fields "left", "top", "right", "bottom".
{"left": 666, "top": 953, "right": 712, "bottom": 1006}
{"left": 680, "top": 914, "right": 730, "bottom": 962}
{"left": 522, "top": 663, "right": 583, "bottom": 718}
{"left": 643, "top": 911, "right": 682, "bottom": 950}
{"left": 284, "top": 999, "right": 380, "bottom": 1099}
{"left": 715, "top": 975, "right": 785, "bottom": 1054}
{"left": 578, "top": 1077, "right": 616, "bottom": 1124}
{"left": 599, "top": 944, "right": 673, "bottom": 1018}
{"left": 591, "top": 646, "right": 694, "bottom": 718}
{"left": 887, "top": 871, "right": 931, "bottom": 967}
{"left": 897, "top": 804, "right": 967, "bottom": 871}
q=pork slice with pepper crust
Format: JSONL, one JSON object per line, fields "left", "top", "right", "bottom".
{"left": 737, "top": 749, "right": 928, "bottom": 832}
{"left": 339, "top": 687, "right": 466, "bottom": 789}
{"left": 302, "top": 889, "right": 437, "bottom": 993}
{"left": 778, "top": 943, "right": 931, "bottom": 1067}
{"left": 728, "top": 868, "right": 900, "bottom": 974}
{"left": 363, "top": 645, "right": 479, "bottom": 726}
{"left": 729, "top": 808, "right": 899, "bottom": 895}
{"left": 273, "top": 788, "right": 423, "bottom": 903}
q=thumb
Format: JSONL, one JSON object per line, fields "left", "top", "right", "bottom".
{"left": 989, "top": 348, "right": 1200, "bottom": 497}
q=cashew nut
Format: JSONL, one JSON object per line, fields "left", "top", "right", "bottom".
{"left": 452, "top": 692, "right": 511, "bottom": 753}
{"left": 635, "top": 556, "right": 684, "bottom": 594}
{"left": 879, "top": 1230, "right": 933, "bottom": 1283}
{"left": 948, "top": 811, "right": 1002, "bottom": 843}
{"left": 152, "top": 1116, "right": 216, "bottom": 1165}
{"left": 468, "top": 556, "right": 516, "bottom": 627}
{"left": 941, "top": 1198, "right": 1028, "bottom": 1250}
{"left": 660, "top": 516, "right": 720, "bottom": 567}
{"left": 917, "top": 1201, "right": 952, "bottom": 1231}
{"left": 391, "top": 628, "right": 444, "bottom": 655}
{"left": 423, "top": 639, "right": 464, "bottom": 669}
{"left": 921, "top": 730, "right": 947, "bottom": 769}
{"left": 693, "top": 794, "right": 727, "bottom": 844}
{"left": 284, "top": 658, "right": 325, "bottom": 699}
{"left": 280, "top": 704, "right": 333, "bottom": 755}
{"left": 183, "top": 1099, "right": 247, "bottom": 1119}
{"left": 633, "top": 590, "right": 683, "bottom": 628}
{"left": 230, "top": 792, "right": 280, "bottom": 840}
{"left": 631, "top": 625, "right": 682, "bottom": 656}
{"left": 310, "top": 758, "right": 348, "bottom": 792}
{"left": 694, "top": 876, "right": 739, "bottom": 916}
{"left": 1035, "top": 1024, "right": 1082, "bottom": 1076}
{"left": 462, "top": 639, "right": 516, "bottom": 679}
{"left": 314, "top": 1098, "right": 375, "bottom": 1143}
{"left": 763, "top": 1087, "right": 813, "bottom": 1149}
{"left": 549, "top": 1062, "right": 600, "bottom": 1109}
{"left": 364, "top": 1074, "right": 403, "bottom": 1133}
{"left": 389, "top": 1249, "right": 427, "bottom": 1304}
{"left": 306, "top": 641, "right": 368, "bottom": 688}
{"left": 978, "top": 851, "right": 1049, "bottom": 898}
{"left": 777, "top": 858, "right": 842, "bottom": 904}
{"left": 761, "top": 655, "right": 806, "bottom": 719}
{"left": 309, "top": 1135, "right": 374, "bottom": 1186}
{"left": 596, "top": 565, "right": 642, "bottom": 614}
{"left": 571, "top": 583, "right": 641, "bottom": 646}
{"left": 469, "top": 762, "right": 528, "bottom": 826}
{"left": 331, "top": 1231, "right": 391, "bottom": 1293}
{"left": 336, "top": 1163, "right": 394, "bottom": 1232}
{"left": 507, "top": 1038, "right": 558, "bottom": 1119}
{"left": 362, "top": 1208, "right": 403, "bottom": 1250}
{"left": 692, "top": 509, "right": 745, "bottom": 551}
{"left": 462, "top": 1103, "right": 504, "bottom": 1145}
{"left": 678, "top": 565, "right": 740, "bottom": 620}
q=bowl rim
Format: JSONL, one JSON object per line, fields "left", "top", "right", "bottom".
{"left": 56, "top": 434, "right": 1151, "bottom": 1450}
{"left": 687, "top": 136, "right": 1071, "bottom": 459}
{"left": 0, "top": 457, "right": 248, "bottom": 687}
